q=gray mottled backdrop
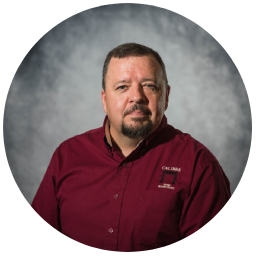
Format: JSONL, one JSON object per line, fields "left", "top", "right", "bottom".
{"left": 4, "top": 4, "right": 251, "bottom": 204}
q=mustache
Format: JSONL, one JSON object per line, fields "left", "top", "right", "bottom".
{"left": 123, "top": 104, "right": 152, "bottom": 117}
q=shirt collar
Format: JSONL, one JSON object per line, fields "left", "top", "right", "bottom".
{"left": 102, "top": 115, "right": 168, "bottom": 154}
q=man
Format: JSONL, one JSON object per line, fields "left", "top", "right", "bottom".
{"left": 32, "top": 43, "right": 231, "bottom": 251}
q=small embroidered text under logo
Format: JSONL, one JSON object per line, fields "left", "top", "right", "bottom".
{"left": 158, "top": 183, "right": 174, "bottom": 190}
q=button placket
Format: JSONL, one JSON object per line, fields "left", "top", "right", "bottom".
{"left": 104, "top": 162, "right": 133, "bottom": 250}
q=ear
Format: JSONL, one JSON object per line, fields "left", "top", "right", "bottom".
{"left": 165, "top": 85, "right": 171, "bottom": 111}
{"left": 101, "top": 89, "right": 107, "bottom": 114}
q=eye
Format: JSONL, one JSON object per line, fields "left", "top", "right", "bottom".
{"left": 144, "top": 84, "right": 156, "bottom": 90}
{"left": 117, "top": 85, "right": 126, "bottom": 90}
{"left": 146, "top": 84, "right": 156, "bottom": 88}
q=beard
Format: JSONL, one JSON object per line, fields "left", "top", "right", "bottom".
{"left": 121, "top": 117, "right": 152, "bottom": 138}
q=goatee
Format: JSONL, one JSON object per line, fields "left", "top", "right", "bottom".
{"left": 121, "top": 118, "right": 152, "bottom": 138}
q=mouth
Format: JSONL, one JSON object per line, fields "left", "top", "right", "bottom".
{"left": 127, "top": 110, "right": 147, "bottom": 116}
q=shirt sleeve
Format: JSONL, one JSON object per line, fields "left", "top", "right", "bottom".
{"left": 31, "top": 147, "right": 67, "bottom": 256}
{"left": 179, "top": 159, "right": 231, "bottom": 238}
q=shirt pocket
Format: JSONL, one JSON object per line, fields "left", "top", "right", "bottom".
{"left": 136, "top": 190, "right": 182, "bottom": 250}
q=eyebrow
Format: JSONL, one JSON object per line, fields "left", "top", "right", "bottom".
{"left": 114, "top": 78, "right": 157, "bottom": 87}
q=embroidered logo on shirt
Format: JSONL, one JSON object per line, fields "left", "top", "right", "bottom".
{"left": 158, "top": 166, "right": 181, "bottom": 190}
{"left": 162, "top": 166, "right": 181, "bottom": 172}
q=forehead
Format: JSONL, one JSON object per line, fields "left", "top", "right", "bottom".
{"left": 106, "top": 55, "right": 162, "bottom": 81}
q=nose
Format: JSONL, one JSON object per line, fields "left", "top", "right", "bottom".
{"left": 129, "top": 83, "right": 148, "bottom": 104}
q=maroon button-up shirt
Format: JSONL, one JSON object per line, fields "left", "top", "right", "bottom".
{"left": 32, "top": 115, "right": 231, "bottom": 251}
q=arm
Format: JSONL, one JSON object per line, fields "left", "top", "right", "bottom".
{"left": 180, "top": 159, "right": 231, "bottom": 238}
{"left": 31, "top": 151, "right": 64, "bottom": 256}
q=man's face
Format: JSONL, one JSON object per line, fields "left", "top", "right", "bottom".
{"left": 101, "top": 55, "right": 170, "bottom": 139}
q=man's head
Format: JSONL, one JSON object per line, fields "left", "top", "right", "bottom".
{"left": 101, "top": 43, "right": 170, "bottom": 140}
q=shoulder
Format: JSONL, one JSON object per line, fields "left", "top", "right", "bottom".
{"left": 163, "top": 124, "right": 217, "bottom": 164}
{"left": 163, "top": 125, "right": 229, "bottom": 188}
{"left": 55, "top": 126, "right": 103, "bottom": 156}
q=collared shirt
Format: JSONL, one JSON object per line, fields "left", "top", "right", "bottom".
{"left": 32, "top": 115, "right": 231, "bottom": 251}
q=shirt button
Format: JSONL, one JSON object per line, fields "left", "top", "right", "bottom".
{"left": 114, "top": 194, "right": 119, "bottom": 199}
{"left": 108, "top": 228, "right": 113, "bottom": 233}
{"left": 123, "top": 163, "right": 127, "bottom": 167}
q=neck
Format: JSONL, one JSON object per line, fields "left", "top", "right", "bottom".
{"left": 110, "top": 128, "right": 144, "bottom": 157}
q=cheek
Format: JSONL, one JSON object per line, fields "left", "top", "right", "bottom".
{"left": 106, "top": 95, "right": 127, "bottom": 115}
{"left": 158, "top": 98, "right": 164, "bottom": 109}
{"left": 157, "top": 98, "right": 165, "bottom": 112}
{"left": 115, "top": 99, "right": 127, "bottom": 114}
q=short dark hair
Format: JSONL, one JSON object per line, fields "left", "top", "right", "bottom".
{"left": 102, "top": 43, "right": 168, "bottom": 90}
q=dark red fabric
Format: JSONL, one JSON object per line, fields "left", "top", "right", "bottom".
{"left": 32, "top": 115, "right": 231, "bottom": 251}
